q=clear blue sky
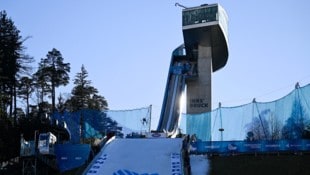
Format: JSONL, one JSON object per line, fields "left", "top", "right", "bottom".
{"left": 2, "top": 1, "right": 310, "bottom": 126}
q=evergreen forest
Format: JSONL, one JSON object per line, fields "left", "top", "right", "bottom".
{"left": 0, "top": 10, "right": 108, "bottom": 163}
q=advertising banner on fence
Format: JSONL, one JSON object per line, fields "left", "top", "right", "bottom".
{"left": 192, "top": 140, "right": 310, "bottom": 154}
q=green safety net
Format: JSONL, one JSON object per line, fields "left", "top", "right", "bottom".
{"left": 52, "top": 106, "right": 151, "bottom": 143}
{"left": 181, "top": 83, "right": 310, "bottom": 141}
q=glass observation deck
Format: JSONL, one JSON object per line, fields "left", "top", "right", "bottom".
{"left": 182, "top": 4, "right": 218, "bottom": 26}
{"left": 182, "top": 4, "right": 229, "bottom": 72}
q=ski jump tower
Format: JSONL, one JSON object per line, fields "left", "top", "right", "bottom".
{"left": 157, "top": 4, "right": 229, "bottom": 136}
{"left": 183, "top": 4, "right": 229, "bottom": 114}
{"left": 83, "top": 4, "right": 230, "bottom": 175}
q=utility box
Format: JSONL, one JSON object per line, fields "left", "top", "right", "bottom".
{"left": 38, "top": 132, "right": 57, "bottom": 155}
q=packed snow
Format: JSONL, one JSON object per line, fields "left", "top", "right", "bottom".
{"left": 190, "top": 154, "right": 210, "bottom": 175}
{"left": 84, "top": 138, "right": 183, "bottom": 175}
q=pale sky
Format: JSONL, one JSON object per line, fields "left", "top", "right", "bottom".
{"left": 2, "top": 0, "right": 310, "bottom": 128}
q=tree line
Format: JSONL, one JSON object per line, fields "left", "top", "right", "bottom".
{"left": 0, "top": 10, "right": 108, "bottom": 162}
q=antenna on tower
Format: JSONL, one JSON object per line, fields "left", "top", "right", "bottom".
{"left": 175, "top": 3, "right": 188, "bottom": 9}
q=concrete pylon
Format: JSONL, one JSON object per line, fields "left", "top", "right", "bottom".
{"left": 187, "top": 46, "right": 212, "bottom": 114}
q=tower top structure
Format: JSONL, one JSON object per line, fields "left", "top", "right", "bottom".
{"left": 182, "top": 3, "right": 229, "bottom": 71}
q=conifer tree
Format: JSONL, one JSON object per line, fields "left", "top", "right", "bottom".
{"left": 34, "top": 48, "right": 70, "bottom": 112}
{"left": 66, "top": 65, "right": 108, "bottom": 111}
{"left": 0, "top": 11, "right": 33, "bottom": 123}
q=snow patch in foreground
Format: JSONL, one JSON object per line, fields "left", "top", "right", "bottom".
{"left": 84, "top": 138, "right": 183, "bottom": 174}
{"left": 190, "top": 155, "right": 209, "bottom": 175}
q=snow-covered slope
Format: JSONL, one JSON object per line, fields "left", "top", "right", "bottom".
{"left": 83, "top": 138, "right": 184, "bottom": 175}
{"left": 190, "top": 155, "right": 209, "bottom": 175}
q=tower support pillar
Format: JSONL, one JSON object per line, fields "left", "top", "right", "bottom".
{"left": 187, "top": 45, "right": 212, "bottom": 114}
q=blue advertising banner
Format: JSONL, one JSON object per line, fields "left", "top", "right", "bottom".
{"left": 191, "top": 140, "right": 310, "bottom": 154}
